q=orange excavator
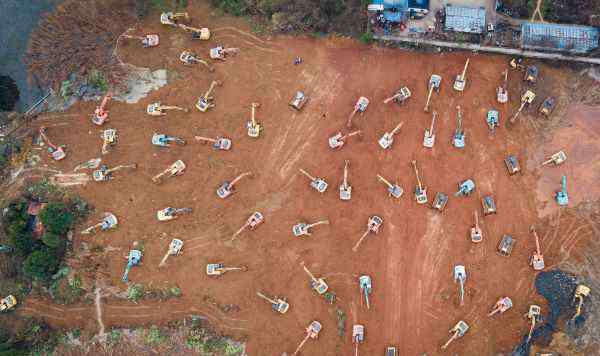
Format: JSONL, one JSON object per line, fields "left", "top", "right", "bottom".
{"left": 92, "top": 93, "right": 111, "bottom": 125}
{"left": 39, "top": 127, "right": 66, "bottom": 161}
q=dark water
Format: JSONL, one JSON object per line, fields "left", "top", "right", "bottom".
{"left": 0, "top": 0, "right": 62, "bottom": 112}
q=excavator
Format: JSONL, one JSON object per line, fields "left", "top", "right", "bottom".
{"left": 441, "top": 320, "right": 469, "bottom": 350}
{"left": 423, "top": 111, "right": 436, "bottom": 148}
{"left": 160, "top": 12, "right": 190, "bottom": 27}
{"left": 301, "top": 263, "right": 329, "bottom": 295}
{"left": 158, "top": 239, "right": 183, "bottom": 267}
{"left": 424, "top": 74, "right": 442, "bottom": 112}
{"left": 482, "top": 195, "right": 497, "bottom": 215}
{"left": 377, "top": 174, "right": 403, "bottom": 199}
{"left": 0, "top": 295, "right": 17, "bottom": 312}
{"left": 206, "top": 263, "right": 247, "bottom": 276}
{"left": 525, "top": 305, "right": 542, "bottom": 343}
{"left": 571, "top": 285, "right": 591, "bottom": 320}
{"left": 498, "top": 234, "right": 515, "bottom": 256}
{"left": 122, "top": 246, "right": 142, "bottom": 282}
{"left": 555, "top": 175, "right": 569, "bottom": 206}
{"left": 346, "top": 96, "right": 370, "bottom": 128}
{"left": 509, "top": 57, "right": 525, "bottom": 70}
{"left": 246, "top": 102, "right": 262, "bottom": 138}
{"left": 539, "top": 96, "right": 556, "bottom": 117}
{"left": 152, "top": 133, "right": 185, "bottom": 147}
{"left": 524, "top": 65, "right": 539, "bottom": 85}
{"left": 383, "top": 87, "right": 411, "bottom": 105}
{"left": 497, "top": 70, "right": 508, "bottom": 104}
{"left": 196, "top": 80, "right": 221, "bottom": 112}
{"left": 231, "top": 212, "right": 264, "bottom": 240}
{"left": 339, "top": 160, "right": 352, "bottom": 201}
{"left": 92, "top": 163, "right": 137, "bottom": 182}
{"left": 453, "top": 105, "right": 466, "bottom": 148}
{"left": 432, "top": 192, "right": 448, "bottom": 212}
{"left": 293, "top": 219, "right": 329, "bottom": 237}
{"left": 488, "top": 297, "right": 513, "bottom": 316}
{"left": 152, "top": 160, "right": 186, "bottom": 183}
{"left": 541, "top": 150, "right": 567, "bottom": 167}
{"left": 353, "top": 324, "right": 365, "bottom": 356}
{"left": 217, "top": 171, "right": 252, "bottom": 199}
{"left": 454, "top": 265, "right": 467, "bottom": 306}
{"left": 298, "top": 168, "right": 328, "bottom": 193}
{"left": 455, "top": 179, "right": 475, "bottom": 197}
{"left": 505, "top": 154, "right": 521, "bottom": 175}
{"left": 178, "top": 24, "right": 210, "bottom": 41}
{"left": 39, "top": 127, "right": 66, "bottom": 161}
{"left": 81, "top": 213, "right": 118, "bottom": 234}
{"left": 359, "top": 275, "right": 372, "bottom": 310}
{"left": 73, "top": 158, "right": 102, "bottom": 172}
{"left": 209, "top": 46, "right": 239, "bottom": 60}
{"left": 292, "top": 320, "right": 322, "bottom": 356}
{"left": 329, "top": 130, "right": 361, "bottom": 149}
{"left": 92, "top": 93, "right": 111, "bottom": 125}
{"left": 156, "top": 207, "right": 192, "bottom": 221}
{"left": 487, "top": 110, "right": 499, "bottom": 135}
{"left": 470, "top": 211, "right": 483, "bottom": 243}
{"left": 256, "top": 291, "right": 289, "bottom": 314}
{"left": 378, "top": 121, "right": 404, "bottom": 150}
{"left": 195, "top": 135, "right": 232, "bottom": 151}
{"left": 510, "top": 90, "right": 536, "bottom": 124}
{"left": 411, "top": 160, "right": 428, "bottom": 204}
{"left": 100, "top": 129, "right": 117, "bottom": 155}
{"left": 352, "top": 215, "right": 383, "bottom": 252}
{"left": 530, "top": 226, "right": 545, "bottom": 270}
{"left": 289, "top": 91, "right": 308, "bottom": 111}
{"left": 179, "top": 51, "right": 213, "bottom": 71}
{"left": 453, "top": 58, "right": 470, "bottom": 92}
{"left": 120, "top": 33, "right": 159, "bottom": 48}
{"left": 146, "top": 102, "right": 188, "bottom": 116}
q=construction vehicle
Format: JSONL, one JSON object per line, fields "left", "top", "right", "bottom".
{"left": 541, "top": 150, "right": 567, "bottom": 166}
{"left": 152, "top": 160, "right": 186, "bottom": 183}
{"left": 73, "top": 158, "right": 102, "bottom": 172}
{"left": 470, "top": 211, "right": 483, "bottom": 243}
{"left": 302, "top": 263, "right": 329, "bottom": 295}
{"left": 339, "top": 160, "right": 352, "bottom": 201}
{"left": 206, "top": 263, "right": 247, "bottom": 276}
{"left": 359, "top": 275, "right": 372, "bottom": 310}
{"left": 383, "top": 87, "right": 411, "bottom": 105}
{"left": 217, "top": 171, "right": 252, "bottom": 199}
{"left": 377, "top": 174, "right": 403, "bottom": 199}
{"left": 196, "top": 80, "right": 221, "bottom": 112}
{"left": 432, "top": 192, "right": 448, "bottom": 212}
{"left": 482, "top": 195, "right": 497, "bottom": 215}
{"left": 152, "top": 133, "right": 185, "bottom": 147}
{"left": 539, "top": 97, "right": 556, "bottom": 117}
{"left": 231, "top": 212, "right": 264, "bottom": 240}
{"left": 156, "top": 207, "right": 192, "bottom": 221}
{"left": 329, "top": 130, "right": 361, "bottom": 149}
{"left": 158, "top": 239, "right": 183, "bottom": 267}
{"left": 529, "top": 226, "right": 545, "bottom": 270}
{"left": 572, "top": 285, "right": 591, "bottom": 320}
{"left": 246, "top": 103, "right": 262, "bottom": 138}
{"left": 510, "top": 90, "right": 536, "bottom": 124}
{"left": 256, "top": 291, "right": 289, "bottom": 314}
{"left": 293, "top": 220, "right": 329, "bottom": 237}
{"left": 424, "top": 74, "right": 442, "bottom": 112}
{"left": 101, "top": 129, "right": 117, "bottom": 155}
{"left": 292, "top": 321, "right": 322, "bottom": 356}
{"left": 525, "top": 305, "right": 542, "bottom": 342}
{"left": 423, "top": 111, "right": 437, "bottom": 148}
{"left": 298, "top": 168, "right": 328, "bottom": 193}
{"left": 524, "top": 65, "right": 539, "bottom": 84}
{"left": 178, "top": 24, "right": 211, "bottom": 40}
{"left": 39, "top": 127, "right": 66, "bottom": 161}
{"left": 453, "top": 58, "right": 470, "bottom": 92}
{"left": 411, "top": 160, "right": 428, "bottom": 204}
{"left": 179, "top": 51, "right": 213, "bottom": 71}
{"left": 555, "top": 175, "right": 569, "bottom": 206}
{"left": 209, "top": 46, "right": 239, "bottom": 60}
{"left": 195, "top": 135, "right": 232, "bottom": 151}
{"left": 92, "top": 93, "right": 111, "bottom": 125}
{"left": 505, "top": 155, "right": 521, "bottom": 175}
{"left": 146, "top": 102, "right": 188, "bottom": 116}
{"left": 120, "top": 33, "right": 159, "bottom": 48}
{"left": 378, "top": 121, "right": 404, "bottom": 150}
{"left": 352, "top": 215, "right": 383, "bottom": 252}
{"left": 497, "top": 70, "right": 508, "bottom": 104}
{"left": 122, "top": 247, "right": 142, "bottom": 282}
{"left": 454, "top": 265, "right": 467, "bottom": 306}
{"left": 92, "top": 163, "right": 137, "bottom": 182}
{"left": 488, "top": 297, "right": 513, "bottom": 316}
{"left": 441, "top": 321, "right": 469, "bottom": 350}
{"left": 353, "top": 324, "right": 365, "bottom": 355}
{"left": 160, "top": 12, "right": 190, "bottom": 26}
{"left": 386, "top": 346, "right": 397, "bottom": 356}
{"left": 453, "top": 106, "right": 466, "bottom": 148}
{"left": 498, "top": 235, "right": 515, "bottom": 256}
{"left": 346, "top": 96, "right": 370, "bottom": 128}
{"left": 509, "top": 57, "right": 525, "bottom": 70}
{"left": 81, "top": 213, "right": 118, "bottom": 234}
{"left": 289, "top": 91, "right": 308, "bottom": 111}
{"left": 455, "top": 179, "right": 475, "bottom": 197}
{"left": 487, "top": 110, "right": 499, "bottom": 135}
{"left": 0, "top": 295, "right": 17, "bottom": 312}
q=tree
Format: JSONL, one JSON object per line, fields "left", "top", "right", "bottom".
{"left": 39, "top": 202, "right": 73, "bottom": 236}
{"left": 3, "top": 199, "right": 35, "bottom": 256}
{"left": 23, "top": 248, "right": 60, "bottom": 281}
{"left": 0, "top": 75, "right": 20, "bottom": 112}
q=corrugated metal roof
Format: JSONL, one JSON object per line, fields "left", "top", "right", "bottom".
{"left": 444, "top": 5, "right": 486, "bottom": 34}
{"left": 372, "top": 0, "right": 408, "bottom": 8}
{"left": 521, "top": 22, "right": 599, "bottom": 53}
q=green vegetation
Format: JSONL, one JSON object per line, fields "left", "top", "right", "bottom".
{"left": 210, "top": 0, "right": 247, "bottom": 16}
{"left": 0, "top": 318, "right": 59, "bottom": 355}
{"left": 360, "top": 30, "right": 374, "bottom": 44}
{"left": 87, "top": 69, "right": 108, "bottom": 93}
{"left": 106, "top": 329, "right": 122, "bottom": 346}
{"left": 144, "top": 325, "right": 167, "bottom": 346}
{"left": 127, "top": 283, "right": 144, "bottom": 303}
{"left": 336, "top": 308, "right": 346, "bottom": 337}
{"left": 0, "top": 75, "right": 20, "bottom": 112}
{"left": 135, "top": 0, "right": 188, "bottom": 19}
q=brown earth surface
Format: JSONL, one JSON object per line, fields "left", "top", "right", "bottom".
{"left": 17, "top": 1, "right": 595, "bottom": 355}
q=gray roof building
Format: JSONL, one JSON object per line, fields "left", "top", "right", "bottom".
{"left": 444, "top": 5, "right": 486, "bottom": 34}
{"left": 521, "top": 22, "right": 599, "bottom": 53}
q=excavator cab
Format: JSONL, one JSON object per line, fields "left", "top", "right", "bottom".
{"left": 141, "top": 34, "right": 160, "bottom": 47}
{"left": 487, "top": 110, "right": 499, "bottom": 133}
{"left": 0, "top": 295, "right": 17, "bottom": 312}
{"left": 524, "top": 65, "right": 539, "bottom": 84}
{"left": 368, "top": 216, "right": 383, "bottom": 234}
{"left": 488, "top": 296, "right": 513, "bottom": 316}
{"left": 504, "top": 155, "right": 521, "bottom": 175}
{"left": 353, "top": 324, "right": 365, "bottom": 344}
{"left": 432, "top": 192, "right": 448, "bottom": 212}
{"left": 248, "top": 212, "right": 264, "bottom": 229}
{"left": 539, "top": 97, "right": 556, "bottom": 117}
{"left": 455, "top": 179, "right": 475, "bottom": 197}
{"left": 383, "top": 87, "right": 411, "bottom": 105}
{"left": 92, "top": 165, "right": 112, "bottom": 182}
{"left": 289, "top": 91, "right": 308, "bottom": 111}
{"left": 498, "top": 235, "right": 515, "bottom": 256}
{"left": 482, "top": 195, "right": 497, "bottom": 215}
{"left": 311, "top": 178, "right": 328, "bottom": 193}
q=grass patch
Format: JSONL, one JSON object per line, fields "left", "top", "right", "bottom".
{"left": 127, "top": 284, "right": 144, "bottom": 303}
{"left": 144, "top": 325, "right": 167, "bottom": 346}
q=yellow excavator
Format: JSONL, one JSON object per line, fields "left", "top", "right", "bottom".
{"left": 509, "top": 90, "right": 536, "bottom": 124}
{"left": 572, "top": 285, "right": 591, "bottom": 320}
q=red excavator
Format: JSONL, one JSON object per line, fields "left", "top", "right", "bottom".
{"left": 39, "top": 127, "right": 66, "bottom": 161}
{"left": 92, "top": 93, "right": 111, "bottom": 125}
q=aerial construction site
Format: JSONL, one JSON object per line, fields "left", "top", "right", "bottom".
{"left": 2, "top": 1, "right": 600, "bottom": 355}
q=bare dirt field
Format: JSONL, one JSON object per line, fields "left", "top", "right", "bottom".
{"left": 17, "top": 2, "right": 596, "bottom": 355}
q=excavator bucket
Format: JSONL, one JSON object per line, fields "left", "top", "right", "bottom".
{"left": 498, "top": 235, "right": 515, "bottom": 256}
{"left": 432, "top": 192, "right": 448, "bottom": 212}
{"left": 289, "top": 91, "right": 308, "bottom": 111}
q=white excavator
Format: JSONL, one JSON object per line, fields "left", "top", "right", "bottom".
{"left": 92, "top": 93, "right": 111, "bottom": 125}
{"left": 120, "top": 33, "right": 159, "bottom": 48}
{"left": 525, "top": 305, "right": 542, "bottom": 343}
{"left": 352, "top": 216, "right": 383, "bottom": 252}
{"left": 152, "top": 160, "right": 186, "bottom": 184}
{"left": 423, "top": 111, "right": 437, "bottom": 148}
{"left": 329, "top": 130, "right": 361, "bottom": 149}
{"left": 377, "top": 174, "right": 403, "bottom": 199}
{"left": 100, "top": 129, "right": 117, "bottom": 155}
{"left": 160, "top": 12, "right": 190, "bottom": 27}
{"left": 298, "top": 168, "right": 328, "bottom": 193}
{"left": 411, "top": 160, "right": 428, "bottom": 204}
{"left": 196, "top": 80, "right": 222, "bottom": 112}
{"left": 0, "top": 295, "right": 17, "bottom": 312}
{"left": 158, "top": 239, "right": 184, "bottom": 267}
{"left": 256, "top": 291, "right": 289, "bottom": 314}
{"left": 146, "top": 102, "right": 187, "bottom": 116}
{"left": 378, "top": 121, "right": 404, "bottom": 150}
{"left": 231, "top": 212, "right": 264, "bottom": 240}
{"left": 216, "top": 171, "right": 252, "bottom": 198}
{"left": 301, "top": 262, "right": 329, "bottom": 295}
{"left": 195, "top": 135, "right": 232, "bottom": 151}
{"left": 206, "top": 263, "right": 247, "bottom": 276}
{"left": 424, "top": 74, "right": 442, "bottom": 112}
{"left": 441, "top": 321, "right": 469, "bottom": 350}
{"left": 179, "top": 51, "right": 214, "bottom": 71}
{"left": 246, "top": 102, "right": 262, "bottom": 138}
{"left": 529, "top": 226, "right": 545, "bottom": 270}
{"left": 210, "top": 46, "right": 239, "bottom": 60}
{"left": 497, "top": 70, "right": 508, "bottom": 104}
{"left": 453, "top": 58, "right": 470, "bottom": 92}
{"left": 152, "top": 133, "right": 186, "bottom": 147}
{"left": 92, "top": 164, "right": 137, "bottom": 182}
{"left": 339, "top": 160, "right": 352, "bottom": 201}
{"left": 346, "top": 97, "right": 369, "bottom": 128}
{"left": 156, "top": 207, "right": 192, "bottom": 221}
{"left": 541, "top": 150, "right": 567, "bottom": 167}
{"left": 383, "top": 87, "right": 411, "bottom": 105}
{"left": 292, "top": 321, "right": 322, "bottom": 356}
{"left": 488, "top": 296, "right": 513, "bottom": 317}
{"left": 509, "top": 90, "right": 536, "bottom": 124}
{"left": 292, "top": 219, "right": 329, "bottom": 237}
{"left": 81, "top": 213, "right": 118, "bottom": 234}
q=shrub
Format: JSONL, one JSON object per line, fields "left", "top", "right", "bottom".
{"left": 127, "top": 284, "right": 144, "bottom": 303}
{"left": 39, "top": 202, "right": 73, "bottom": 236}
{"left": 144, "top": 325, "right": 166, "bottom": 345}
{"left": 211, "top": 0, "right": 247, "bottom": 16}
{"left": 0, "top": 75, "right": 20, "bottom": 111}
{"left": 360, "top": 30, "right": 374, "bottom": 44}
{"left": 23, "top": 248, "right": 60, "bottom": 281}
{"left": 87, "top": 69, "right": 108, "bottom": 93}
{"left": 3, "top": 199, "right": 35, "bottom": 256}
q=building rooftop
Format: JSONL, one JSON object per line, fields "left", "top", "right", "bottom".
{"left": 521, "top": 22, "right": 599, "bottom": 53}
{"left": 444, "top": 5, "right": 486, "bottom": 34}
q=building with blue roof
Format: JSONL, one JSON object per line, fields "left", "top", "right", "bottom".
{"left": 520, "top": 22, "right": 599, "bottom": 53}
{"left": 371, "top": 0, "right": 409, "bottom": 23}
{"left": 444, "top": 5, "right": 486, "bottom": 34}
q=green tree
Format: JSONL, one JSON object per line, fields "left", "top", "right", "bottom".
{"left": 23, "top": 248, "right": 60, "bottom": 281}
{"left": 39, "top": 202, "right": 73, "bottom": 236}
{"left": 0, "top": 75, "right": 20, "bottom": 111}
{"left": 3, "top": 199, "right": 35, "bottom": 256}
{"left": 41, "top": 232, "right": 61, "bottom": 249}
